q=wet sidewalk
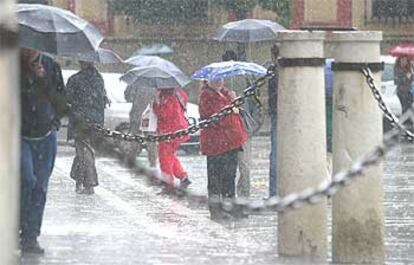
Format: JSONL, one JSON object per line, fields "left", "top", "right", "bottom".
{"left": 21, "top": 137, "right": 414, "bottom": 265}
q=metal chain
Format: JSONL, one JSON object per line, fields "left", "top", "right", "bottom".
{"left": 361, "top": 67, "right": 414, "bottom": 142}
{"left": 75, "top": 65, "right": 403, "bottom": 214}
{"left": 130, "top": 127, "right": 400, "bottom": 214}
{"left": 85, "top": 65, "right": 276, "bottom": 143}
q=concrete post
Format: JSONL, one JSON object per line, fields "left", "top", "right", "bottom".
{"left": 330, "top": 31, "right": 384, "bottom": 264}
{"left": 277, "top": 31, "right": 328, "bottom": 262}
{"left": 0, "top": 0, "right": 19, "bottom": 264}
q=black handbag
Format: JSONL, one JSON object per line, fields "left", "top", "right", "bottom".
{"left": 239, "top": 91, "right": 264, "bottom": 136}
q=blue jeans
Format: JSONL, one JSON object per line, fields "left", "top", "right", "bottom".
{"left": 269, "top": 115, "right": 277, "bottom": 197}
{"left": 20, "top": 130, "right": 57, "bottom": 242}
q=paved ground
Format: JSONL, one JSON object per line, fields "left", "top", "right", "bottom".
{"left": 20, "top": 137, "right": 414, "bottom": 265}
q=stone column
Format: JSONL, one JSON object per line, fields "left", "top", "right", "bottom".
{"left": 277, "top": 31, "right": 327, "bottom": 262}
{"left": 0, "top": 0, "right": 19, "bottom": 264}
{"left": 330, "top": 31, "right": 384, "bottom": 264}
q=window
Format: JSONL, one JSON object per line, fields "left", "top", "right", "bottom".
{"left": 371, "top": 0, "right": 414, "bottom": 23}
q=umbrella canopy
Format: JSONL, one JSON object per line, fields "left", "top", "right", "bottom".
{"left": 17, "top": 4, "right": 104, "bottom": 55}
{"left": 120, "top": 65, "right": 190, "bottom": 90}
{"left": 388, "top": 43, "right": 414, "bottom": 59}
{"left": 125, "top": 55, "right": 183, "bottom": 71}
{"left": 212, "top": 19, "right": 286, "bottom": 43}
{"left": 131, "top": 43, "right": 174, "bottom": 56}
{"left": 192, "top": 61, "right": 267, "bottom": 81}
{"left": 64, "top": 48, "right": 123, "bottom": 64}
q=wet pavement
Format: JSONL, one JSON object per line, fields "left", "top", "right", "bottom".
{"left": 21, "top": 136, "right": 414, "bottom": 265}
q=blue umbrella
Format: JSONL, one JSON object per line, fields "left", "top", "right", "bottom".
{"left": 192, "top": 61, "right": 267, "bottom": 81}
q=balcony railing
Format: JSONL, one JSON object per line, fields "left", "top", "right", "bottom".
{"left": 367, "top": 0, "right": 414, "bottom": 24}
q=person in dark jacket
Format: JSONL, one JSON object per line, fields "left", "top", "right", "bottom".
{"left": 199, "top": 80, "right": 248, "bottom": 220}
{"left": 394, "top": 56, "right": 414, "bottom": 115}
{"left": 268, "top": 44, "right": 279, "bottom": 197}
{"left": 20, "top": 48, "right": 68, "bottom": 254}
{"left": 67, "top": 61, "right": 110, "bottom": 194}
{"left": 153, "top": 87, "right": 191, "bottom": 190}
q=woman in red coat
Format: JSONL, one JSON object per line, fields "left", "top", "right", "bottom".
{"left": 199, "top": 80, "right": 248, "bottom": 220}
{"left": 153, "top": 87, "right": 191, "bottom": 189}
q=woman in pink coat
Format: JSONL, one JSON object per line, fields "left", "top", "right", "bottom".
{"left": 153, "top": 87, "right": 191, "bottom": 189}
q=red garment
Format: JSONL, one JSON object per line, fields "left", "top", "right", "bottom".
{"left": 153, "top": 88, "right": 189, "bottom": 183}
{"left": 199, "top": 86, "right": 248, "bottom": 156}
{"left": 153, "top": 87, "right": 190, "bottom": 143}
{"left": 158, "top": 141, "right": 187, "bottom": 184}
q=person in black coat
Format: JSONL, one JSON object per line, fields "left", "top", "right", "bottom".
{"left": 67, "top": 61, "right": 110, "bottom": 194}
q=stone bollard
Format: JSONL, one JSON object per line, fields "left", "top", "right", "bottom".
{"left": 0, "top": 1, "right": 19, "bottom": 264}
{"left": 277, "top": 31, "right": 328, "bottom": 262}
{"left": 330, "top": 31, "right": 384, "bottom": 264}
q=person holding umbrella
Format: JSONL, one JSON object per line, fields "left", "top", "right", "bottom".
{"left": 394, "top": 56, "right": 414, "bottom": 115}
{"left": 67, "top": 61, "right": 110, "bottom": 194}
{"left": 198, "top": 79, "right": 248, "bottom": 221}
{"left": 19, "top": 48, "right": 68, "bottom": 254}
{"left": 152, "top": 87, "right": 191, "bottom": 190}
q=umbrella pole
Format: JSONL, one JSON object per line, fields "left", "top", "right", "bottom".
{"left": 0, "top": 1, "right": 19, "bottom": 264}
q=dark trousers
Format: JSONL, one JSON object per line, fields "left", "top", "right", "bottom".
{"left": 20, "top": 130, "right": 57, "bottom": 242}
{"left": 207, "top": 148, "right": 240, "bottom": 201}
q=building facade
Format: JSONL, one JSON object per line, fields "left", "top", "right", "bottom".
{"left": 292, "top": 0, "right": 414, "bottom": 47}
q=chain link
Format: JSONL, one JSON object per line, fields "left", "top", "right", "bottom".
{"left": 85, "top": 65, "right": 276, "bottom": 143}
{"left": 73, "top": 65, "right": 404, "bottom": 214}
{"left": 118, "top": 66, "right": 404, "bottom": 214}
{"left": 361, "top": 67, "right": 414, "bottom": 142}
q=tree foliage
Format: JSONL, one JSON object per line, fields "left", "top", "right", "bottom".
{"left": 110, "top": 0, "right": 291, "bottom": 26}
{"left": 258, "top": 0, "right": 292, "bottom": 27}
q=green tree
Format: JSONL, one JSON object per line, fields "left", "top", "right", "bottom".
{"left": 258, "top": 0, "right": 292, "bottom": 27}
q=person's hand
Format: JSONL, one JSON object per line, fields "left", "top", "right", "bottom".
{"left": 232, "top": 107, "right": 239, "bottom": 114}
{"left": 105, "top": 96, "right": 112, "bottom": 108}
{"left": 407, "top": 72, "right": 413, "bottom": 80}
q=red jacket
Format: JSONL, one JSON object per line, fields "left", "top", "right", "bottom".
{"left": 199, "top": 86, "right": 248, "bottom": 156}
{"left": 153, "top": 88, "right": 190, "bottom": 143}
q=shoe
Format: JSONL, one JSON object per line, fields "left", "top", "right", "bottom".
{"left": 210, "top": 210, "right": 233, "bottom": 222}
{"left": 81, "top": 187, "right": 95, "bottom": 195}
{"left": 179, "top": 177, "right": 191, "bottom": 190}
{"left": 75, "top": 181, "right": 83, "bottom": 194}
{"left": 157, "top": 186, "right": 174, "bottom": 195}
{"left": 229, "top": 205, "right": 248, "bottom": 219}
{"left": 21, "top": 239, "right": 45, "bottom": 255}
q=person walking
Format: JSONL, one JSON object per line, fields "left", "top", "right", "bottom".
{"left": 394, "top": 56, "right": 414, "bottom": 115}
{"left": 222, "top": 50, "right": 252, "bottom": 198}
{"left": 124, "top": 84, "right": 157, "bottom": 167}
{"left": 20, "top": 48, "right": 68, "bottom": 254}
{"left": 199, "top": 80, "right": 248, "bottom": 220}
{"left": 67, "top": 61, "right": 110, "bottom": 194}
{"left": 268, "top": 45, "right": 279, "bottom": 197}
{"left": 153, "top": 87, "right": 191, "bottom": 190}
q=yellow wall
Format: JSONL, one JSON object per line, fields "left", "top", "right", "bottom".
{"left": 305, "top": 0, "right": 337, "bottom": 24}
{"left": 49, "top": 0, "right": 68, "bottom": 9}
{"left": 74, "top": 0, "right": 107, "bottom": 22}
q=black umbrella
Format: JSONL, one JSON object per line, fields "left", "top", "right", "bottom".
{"left": 131, "top": 43, "right": 174, "bottom": 56}
{"left": 63, "top": 48, "right": 123, "bottom": 64}
{"left": 17, "top": 4, "right": 104, "bottom": 55}
{"left": 212, "top": 19, "right": 286, "bottom": 43}
{"left": 120, "top": 65, "right": 190, "bottom": 90}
